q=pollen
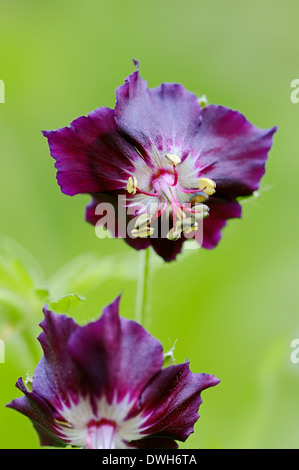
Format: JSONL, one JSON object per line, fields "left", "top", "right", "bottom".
{"left": 165, "top": 153, "right": 181, "bottom": 166}
{"left": 198, "top": 177, "right": 216, "bottom": 196}
{"left": 127, "top": 176, "right": 138, "bottom": 195}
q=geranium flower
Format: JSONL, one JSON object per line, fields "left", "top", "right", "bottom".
{"left": 7, "top": 297, "right": 220, "bottom": 449}
{"left": 43, "top": 61, "right": 276, "bottom": 261}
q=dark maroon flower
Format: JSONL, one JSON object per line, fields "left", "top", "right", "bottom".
{"left": 7, "top": 297, "right": 219, "bottom": 449}
{"left": 43, "top": 62, "right": 277, "bottom": 261}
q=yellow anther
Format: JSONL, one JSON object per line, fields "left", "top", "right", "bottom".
{"left": 198, "top": 177, "right": 216, "bottom": 196}
{"left": 165, "top": 153, "right": 181, "bottom": 166}
{"left": 134, "top": 213, "right": 151, "bottom": 229}
{"left": 181, "top": 217, "right": 199, "bottom": 234}
{"left": 166, "top": 228, "right": 182, "bottom": 241}
{"left": 184, "top": 221, "right": 199, "bottom": 234}
{"left": 127, "top": 176, "right": 138, "bottom": 195}
{"left": 131, "top": 226, "right": 154, "bottom": 238}
{"left": 192, "top": 204, "right": 210, "bottom": 220}
{"left": 190, "top": 191, "right": 209, "bottom": 204}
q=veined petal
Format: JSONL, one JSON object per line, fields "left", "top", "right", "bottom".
{"left": 139, "top": 363, "right": 220, "bottom": 442}
{"left": 114, "top": 63, "right": 203, "bottom": 156}
{"left": 43, "top": 107, "right": 137, "bottom": 196}
{"left": 194, "top": 105, "right": 277, "bottom": 197}
{"left": 150, "top": 235, "right": 185, "bottom": 262}
{"left": 68, "top": 297, "right": 164, "bottom": 404}
{"left": 6, "top": 378, "right": 66, "bottom": 447}
{"left": 33, "top": 307, "right": 83, "bottom": 407}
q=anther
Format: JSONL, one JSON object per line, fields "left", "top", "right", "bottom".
{"left": 131, "top": 226, "right": 155, "bottom": 238}
{"left": 192, "top": 204, "right": 210, "bottom": 220}
{"left": 165, "top": 153, "right": 181, "bottom": 166}
{"left": 198, "top": 177, "right": 216, "bottom": 196}
{"left": 134, "top": 213, "right": 151, "bottom": 229}
{"left": 189, "top": 191, "right": 209, "bottom": 204}
{"left": 184, "top": 220, "right": 199, "bottom": 234}
{"left": 127, "top": 176, "right": 138, "bottom": 195}
{"left": 166, "top": 228, "right": 182, "bottom": 241}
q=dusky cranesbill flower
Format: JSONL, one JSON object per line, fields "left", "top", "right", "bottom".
{"left": 43, "top": 61, "right": 276, "bottom": 261}
{"left": 7, "top": 297, "right": 220, "bottom": 449}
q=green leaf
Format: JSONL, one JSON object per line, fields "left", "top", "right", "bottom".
{"left": 48, "top": 293, "right": 86, "bottom": 314}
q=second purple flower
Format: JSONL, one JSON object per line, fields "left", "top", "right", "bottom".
{"left": 7, "top": 297, "right": 219, "bottom": 449}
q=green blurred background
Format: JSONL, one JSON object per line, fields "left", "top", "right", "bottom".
{"left": 0, "top": 0, "right": 298, "bottom": 449}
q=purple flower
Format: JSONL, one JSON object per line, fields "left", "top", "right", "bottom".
{"left": 43, "top": 61, "right": 276, "bottom": 261}
{"left": 7, "top": 297, "right": 219, "bottom": 449}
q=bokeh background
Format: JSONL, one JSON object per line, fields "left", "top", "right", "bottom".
{"left": 0, "top": 0, "right": 298, "bottom": 449}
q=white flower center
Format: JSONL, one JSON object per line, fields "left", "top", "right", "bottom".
{"left": 54, "top": 394, "right": 150, "bottom": 449}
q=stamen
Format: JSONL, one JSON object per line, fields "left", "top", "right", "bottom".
{"left": 166, "top": 228, "right": 182, "bottom": 241}
{"left": 131, "top": 226, "right": 155, "bottom": 238}
{"left": 134, "top": 213, "right": 151, "bottom": 229}
{"left": 185, "top": 204, "right": 210, "bottom": 220}
{"left": 150, "top": 202, "right": 168, "bottom": 223}
{"left": 126, "top": 175, "right": 161, "bottom": 198}
{"left": 184, "top": 220, "right": 199, "bottom": 234}
{"left": 171, "top": 165, "right": 179, "bottom": 186}
{"left": 198, "top": 177, "right": 216, "bottom": 196}
{"left": 180, "top": 187, "right": 204, "bottom": 194}
{"left": 127, "top": 176, "right": 138, "bottom": 195}
{"left": 189, "top": 191, "right": 209, "bottom": 204}
{"left": 165, "top": 153, "right": 181, "bottom": 166}
{"left": 136, "top": 188, "right": 161, "bottom": 197}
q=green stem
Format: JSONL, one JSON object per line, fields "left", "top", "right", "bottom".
{"left": 135, "top": 248, "right": 152, "bottom": 327}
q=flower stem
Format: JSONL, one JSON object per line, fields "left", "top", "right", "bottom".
{"left": 135, "top": 248, "right": 152, "bottom": 327}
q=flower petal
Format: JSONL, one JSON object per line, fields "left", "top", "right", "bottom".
{"left": 194, "top": 105, "right": 277, "bottom": 197}
{"left": 139, "top": 363, "right": 220, "bottom": 442}
{"left": 6, "top": 378, "right": 66, "bottom": 447}
{"left": 68, "top": 297, "right": 164, "bottom": 404}
{"left": 32, "top": 307, "right": 83, "bottom": 407}
{"left": 150, "top": 235, "right": 185, "bottom": 262}
{"left": 43, "top": 107, "right": 137, "bottom": 196}
{"left": 114, "top": 64, "right": 203, "bottom": 156}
